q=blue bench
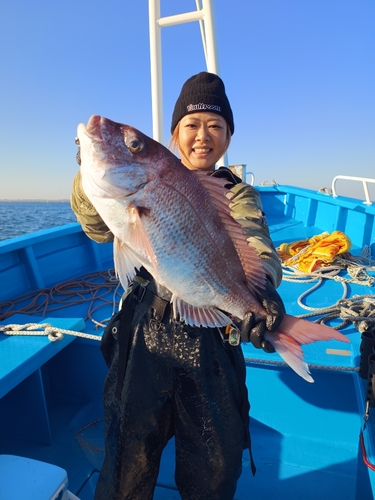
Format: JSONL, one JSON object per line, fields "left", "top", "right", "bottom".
{"left": 0, "top": 454, "right": 77, "bottom": 500}
{"left": 0, "top": 314, "right": 85, "bottom": 445}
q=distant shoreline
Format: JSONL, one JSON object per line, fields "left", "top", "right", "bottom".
{"left": 0, "top": 199, "right": 70, "bottom": 202}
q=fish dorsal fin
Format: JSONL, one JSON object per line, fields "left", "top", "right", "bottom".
{"left": 193, "top": 171, "right": 266, "bottom": 293}
{"left": 172, "top": 295, "right": 231, "bottom": 328}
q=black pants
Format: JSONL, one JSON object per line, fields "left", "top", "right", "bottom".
{"left": 95, "top": 280, "right": 251, "bottom": 500}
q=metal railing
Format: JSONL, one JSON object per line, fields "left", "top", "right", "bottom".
{"left": 331, "top": 175, "right": 375, "bottom": 205}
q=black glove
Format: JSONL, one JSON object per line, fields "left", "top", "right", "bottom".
{"left": 241, "top": 278, "right": 285, "bottom": 353}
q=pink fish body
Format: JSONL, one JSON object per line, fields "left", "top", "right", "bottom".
{"left": 77, "top": 115, "right": 350, "bottom": 382}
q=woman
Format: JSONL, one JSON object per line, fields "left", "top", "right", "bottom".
{"left": 71, "top": 72, "right": 284, "bottom": 500}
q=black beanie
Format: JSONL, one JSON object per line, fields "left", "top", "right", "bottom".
{"left": 171, "top": 72, "right": 234, "bottom": 135}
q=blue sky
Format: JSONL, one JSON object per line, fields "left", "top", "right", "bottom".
{"left": 1, "top": 0, "right": 374, "bottom": 200}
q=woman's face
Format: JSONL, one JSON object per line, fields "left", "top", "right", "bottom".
{"left": 177, "top": 112, "right": 229, "bottom": 171}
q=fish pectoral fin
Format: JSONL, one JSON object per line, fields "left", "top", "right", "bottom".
{"left": 172, "top": 296, "right": 231, "bottom": 328}
{"left": 114, "top": 238, "right": 142, "bottom": 288}
{"left": 126, "top": 203, "right": 157, "bottom": 268}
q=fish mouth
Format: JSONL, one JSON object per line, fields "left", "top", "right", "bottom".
{"left": 83, "top": 115, "right": 132, "bottom": 149}
{"left": 78, "top": 115, "right": 126, "bottom": 159}
{"left": 87, "top": 114, "right": 102, "bottom": 130}
{"left": 76, "top": 115, "right": 103, "bottom": 145}
{"left": 85, "top": 115, "right": 104, "bottom": 140}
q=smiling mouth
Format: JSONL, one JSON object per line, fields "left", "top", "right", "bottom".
{"left": 193, "top": 148, "right": 212, "bottom": 154}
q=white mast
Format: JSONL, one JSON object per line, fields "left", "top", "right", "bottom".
{"left": 148, "top": 0, "right": 227, "bottom": 166}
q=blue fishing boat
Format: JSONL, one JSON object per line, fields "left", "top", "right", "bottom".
{"left": 1, "top": 179, "right": 375, "bottom": 500}
{"left": 1, "top": 2, "right": 375, "bottom": 499}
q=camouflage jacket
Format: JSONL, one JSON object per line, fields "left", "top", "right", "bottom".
{"left": 70, "top": 168, "right": 282, "bottom": 287}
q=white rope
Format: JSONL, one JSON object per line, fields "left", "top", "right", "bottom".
{"left": 0, "top": 323, "right": 102, "bottom": 342}
{"left": 295, "top": 295, "right": 375, "bottom": 332}
{"left": 282, "top": 266, "right": 347, "bottom": 312}
{"left": 281, "top": 248, "right": 375, "bottom": 313}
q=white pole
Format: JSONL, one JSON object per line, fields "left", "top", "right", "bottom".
{"left": 158, "top": 10, "right": 204, "bottom": 27}
{"left": 148, "top": 0, "right": 228, "bottom": 166}
{"left": 201, "top": 0, "right": 220, "bottom": 74}
{"left": 148, "top": 0, "right": 164, "bottom": 144}
{"left": 201, "top": 0, "right": 227, "bottom": 167}
{"left": 196, "top": 0, "right": 208, "bottom": 64}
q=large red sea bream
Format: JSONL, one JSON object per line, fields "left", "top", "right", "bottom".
{"left": 77, "top": 115, "right": 350, "bottom": 382}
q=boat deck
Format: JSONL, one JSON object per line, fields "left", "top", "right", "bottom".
{"left": 1, "top": 185, "right": 374, "bottom": 499}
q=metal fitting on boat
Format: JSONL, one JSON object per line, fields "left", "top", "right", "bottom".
{"left": 365, "top": 355, "right": 375, "bottom": 409}
{"left": 359, "top": 330, "right": 375, "bottom": 380}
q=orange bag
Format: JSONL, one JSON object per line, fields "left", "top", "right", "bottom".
{"left": 277, "top": 231, "right": 352, "bottom": 273}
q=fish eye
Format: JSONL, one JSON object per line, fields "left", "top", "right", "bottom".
{"left": 125, "top": 135, "right": 144, "bottom": 153}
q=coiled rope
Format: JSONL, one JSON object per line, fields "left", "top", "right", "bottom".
{"left": 0, "top": 269, "right": 123, "bottom": 329}
{"left": 295, "top": 295, "right": 375, "bottom": 332}
{"left": 282, "top": 245, "right": 375, "bottom": 314}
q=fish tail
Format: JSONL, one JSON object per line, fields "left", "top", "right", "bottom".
{"left": 278, "top": 314, "right": 350, "bottom": 345}
{"left": 264, "top": 314, "right": 350, "bottom": 383}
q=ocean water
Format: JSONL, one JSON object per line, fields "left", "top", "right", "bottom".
{"left": 0, "top": 201, "right": 77, "bottom": 241}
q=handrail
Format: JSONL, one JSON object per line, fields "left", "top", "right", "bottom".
{"left": 228, "top": 164, "right": 254, "bottom": 184}
{"left": 246, "top": 171, "right": 255, "bottom": 186}
{"left": 331, "top": 175, "right": 375, "bottom": 206}
{"left": 148, "top": 0, "right": 228, "bottom": 166}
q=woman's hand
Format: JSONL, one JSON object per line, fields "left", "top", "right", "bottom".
{"left": 240, "top": 279, "right": 285, "bottom": 352}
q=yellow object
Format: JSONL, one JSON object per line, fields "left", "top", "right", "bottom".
{"left": 277, "top": 231, "right": 352, "bottom": 273}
